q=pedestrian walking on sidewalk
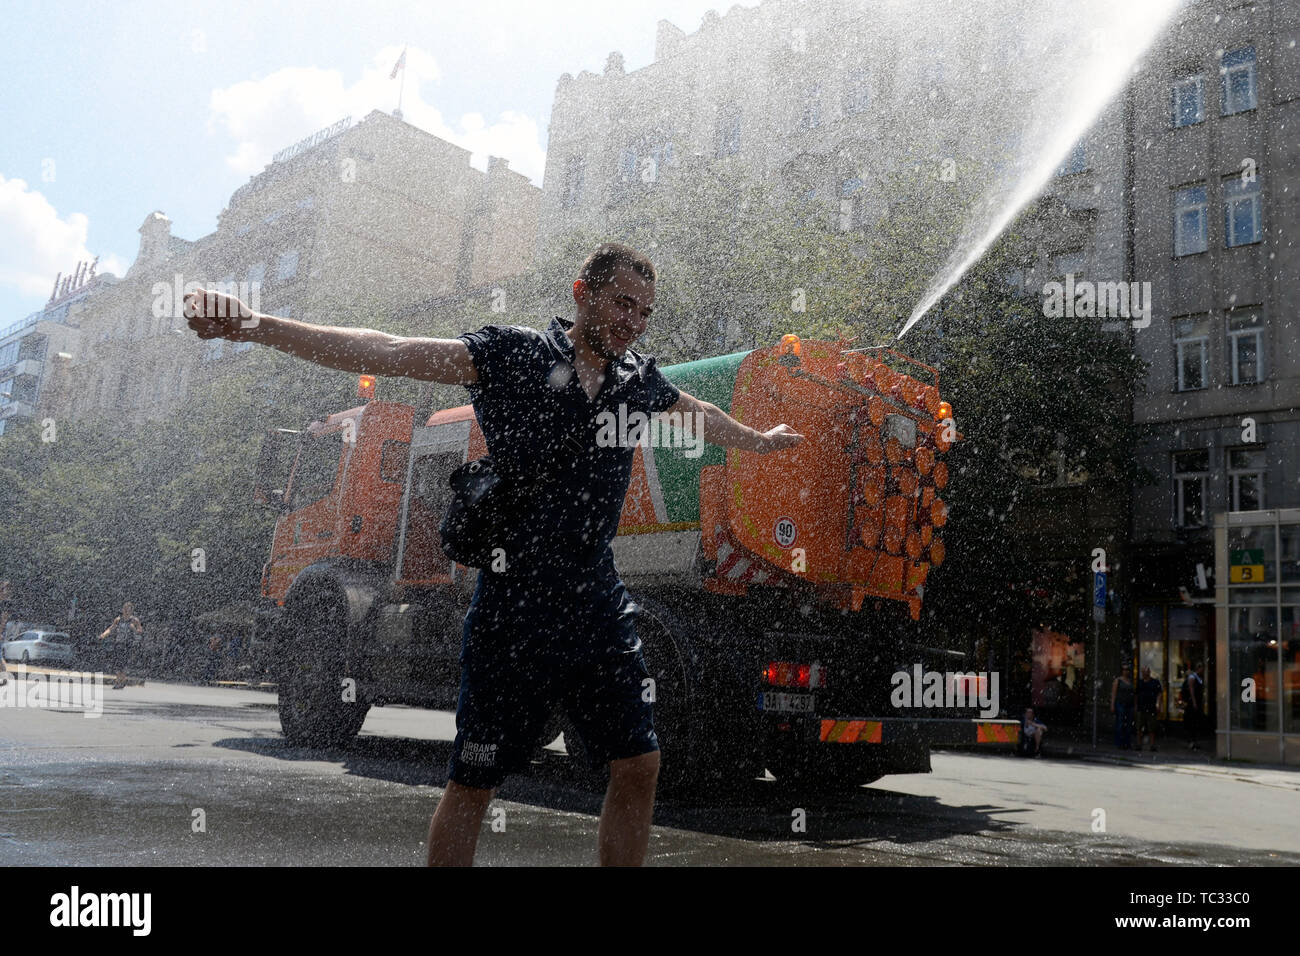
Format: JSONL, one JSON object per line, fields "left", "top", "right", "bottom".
{"left": 1136, "top": 666, "right": 1162, "bottom": 751}
{"left": 1180, "top": 663, "right": 1205, "bottom": 750}
{"left": 1111, "top": 668, "right": 1136, "bottom": 749}
{"left": 98, "top": 602, "right": 144, "bottom": 689}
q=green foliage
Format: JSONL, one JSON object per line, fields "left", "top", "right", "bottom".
{"left": 0, "top": 344, "right": 368, "bottom": 630}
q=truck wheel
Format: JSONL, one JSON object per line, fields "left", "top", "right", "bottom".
{"left": 276, "top": 588, "right": 370, "bottom": 748}
{"left": 635, "top": 601, "right": 761, "bottom": 799}
{"left": 550, "top": 607, "right": 694, "bottom": 796}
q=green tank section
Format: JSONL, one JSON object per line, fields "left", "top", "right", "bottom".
{"left": 649, "top": 349, "right": 751, "bottom": 525}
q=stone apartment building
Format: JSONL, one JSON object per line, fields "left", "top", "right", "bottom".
{"left": 1127, "top": 0, "right": 1300, "bottom": 739}
{"left": 0, "top": 262, "right": 118, "bottom": 437}
{"left": 56, "top": 109, "right": 540, "bottom": 425}
{"left": 539, "top": 0, "right": 1130, "bottom": 346}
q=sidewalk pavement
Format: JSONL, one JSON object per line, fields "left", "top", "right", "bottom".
{"left": 1034, "top": 726, "right": 1300, "bottom": 790}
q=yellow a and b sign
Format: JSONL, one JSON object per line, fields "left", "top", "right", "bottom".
{"left": 1229, "top": 549, "right": 1265, "bottom": 583}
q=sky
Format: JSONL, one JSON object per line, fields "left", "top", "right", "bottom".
{"left": 0, "top": 0, "right": 732, "bottom": 323}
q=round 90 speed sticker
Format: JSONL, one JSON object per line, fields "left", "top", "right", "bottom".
{"left": 774, "top": 516, "right": 798, "bottom": 548}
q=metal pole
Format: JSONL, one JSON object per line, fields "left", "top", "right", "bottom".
{"left": 1092, "top": 618, "right": 1099, "bottom": 748}
{"left": 397, "top": 52, "right": 406, "bottom": 118}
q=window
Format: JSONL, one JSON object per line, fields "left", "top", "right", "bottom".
{"left": 838, "top": 177, "right": 864, "bottom": 231}
{"left": 296, "top": 196, "right": 315, "bottom": 210}
{"left": 1173, "top": 450, "right": 1209, "bottom": 527}
{"left": 799, "top": 83, "right": 822, "bottom": 131}
{"left": 1171, "top": 74, "right": 1205, "bottom": 127}
{"left": 203, "top": 338, "right": 225, "bottom": 362}
{"left": 1220, "top": 46, "right": 1257, "bottom": 115}
{"left": 1055, "top": 140, "right": 1086, "bottom": 177}
{"left": 0, "top": 376, "right": 14, "bottom": 402}
{"left": 617, "top": 148, "right": 638, "bottom": 184}
{"left": 1223, "top": 175, "right": 1262, "bottom": 247}
{"left": 648, "top": 141, "right": 674, "bottom": 176}
{"left": 561, "top": 155, "right": 585, "bottom": 208}
{"left": 1227, "top": 310, "right": 1264, "bottom": 384}
{"left": 1228, "top": 448, "right": 1265, "bottom": 511}
{"left": 275, "top": 250, "right": 299, "bottom": 281}
{"left": 794, "top": 187, "right": 821, "bottom": 228}
{"left": 1052, "top": 249, "right": 1086, "bottom": 280}
{"left": 290, "top": 431, "right": 344, "bottom": 509}
{"left": 716, "top": 108, "right": 741, "bottom": 157}
{"left": 1173, "top": 185, "right": 1208, "bottom": 256}
{"left": 247, "top": 262, "right": 266, "bottom": 286}
{"left": 1174, "top": 316, "right": 1209, "bottom": 390}
{"left": 0, "top": 342, "right": 17, "bottom": 369}
{"left": 843, "top": 69, "right": 870, "bottom": 115}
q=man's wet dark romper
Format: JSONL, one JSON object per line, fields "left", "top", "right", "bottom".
{"left": 448, "top": 316, "right": 681, "bottom": 789}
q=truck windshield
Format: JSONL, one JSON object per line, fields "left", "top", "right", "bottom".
{"left": 290, "top": 431, "right": 344, "bottom": 509}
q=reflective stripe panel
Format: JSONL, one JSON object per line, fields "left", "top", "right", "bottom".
{"left": 819, "top": 719, "right": 883, "bottom": 743}
{"left": 976, "top": 722, "right": 1020, "bottom": 743}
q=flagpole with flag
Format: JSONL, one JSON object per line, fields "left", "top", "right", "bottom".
{"left": 390, "top": 46, "right": 407, "bottom": 120}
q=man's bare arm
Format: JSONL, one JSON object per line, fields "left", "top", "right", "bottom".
{"left": 661, "top": 390, "right": 803, "bottom": 453}
{"left": 182, "top": 288, "right": 478, "bottom": 385}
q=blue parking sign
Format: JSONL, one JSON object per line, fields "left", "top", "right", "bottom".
{"left": 1093, "top": 571, "right": 1107, "bottom": 623}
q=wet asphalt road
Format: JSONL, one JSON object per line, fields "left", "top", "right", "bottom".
{"left": 2, "top": 672, "right": 1297, "bottom": 866}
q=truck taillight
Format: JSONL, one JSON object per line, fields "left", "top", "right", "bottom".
{"left": 764, "top": 661, "right": 828, "bottom": 689}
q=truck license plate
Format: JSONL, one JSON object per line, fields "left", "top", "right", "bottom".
{"left": 759, "top": 692, "right": 815, "bottom": 713}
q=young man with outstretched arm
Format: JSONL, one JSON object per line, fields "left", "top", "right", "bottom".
{"left": 184, "top": 243, "right": 803, "bottom": 866}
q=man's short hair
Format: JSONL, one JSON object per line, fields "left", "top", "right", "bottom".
{"left": 578, "top": 242, "right": 656, "bottom": 292}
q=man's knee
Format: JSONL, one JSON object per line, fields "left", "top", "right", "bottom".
{"left": 609, "top": 749, "right": 660, "bottom": 787}
{"left": 442, "top": 779, "right": 497, "bottom": 809}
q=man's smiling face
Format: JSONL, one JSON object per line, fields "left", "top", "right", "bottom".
{"left": 574, "top": 264, "right": 655, "bottom": 361}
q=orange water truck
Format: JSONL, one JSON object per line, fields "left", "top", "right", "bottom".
{"left": 251, "top": 333, "right": 1019, "bottom": 792}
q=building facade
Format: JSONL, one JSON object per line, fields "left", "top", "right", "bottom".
{"left": 0, "top": 262, "right": 117, "bottom": 436}
{"left": 53, "top": 109, "right": 540, "bottom": 425}
{"left": 539, "top": 0, "right": 1130, "bottom": 350}
{"left": 1128, "top": 0, "right": 1300, "bottom": 738}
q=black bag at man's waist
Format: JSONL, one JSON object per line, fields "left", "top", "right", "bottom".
{"left": 438, "top": 456, "right": 514, "bottom": 569}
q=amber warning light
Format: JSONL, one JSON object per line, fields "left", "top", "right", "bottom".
{"left": 358, "top": 375, "right": 376, "bottom": 399}
{"left": 778, "top": 334, "right": 802, "bottom": 366}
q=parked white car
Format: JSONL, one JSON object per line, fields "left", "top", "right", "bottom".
{"left": 2, "top": 629, "right": 75, "bottom": 667}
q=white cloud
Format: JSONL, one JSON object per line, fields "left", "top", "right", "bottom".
{"left": 0, "top": 174, "right": 126, "bottom": 304}
{"left": 208, "top": 46, "right": 546, "bottom": 184}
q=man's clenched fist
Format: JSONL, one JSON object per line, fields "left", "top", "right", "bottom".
{"left": 183, "top": 289, "right": 259, "bottom": 341}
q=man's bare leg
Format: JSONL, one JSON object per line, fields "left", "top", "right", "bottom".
{"left": 598, "top": 750, "right": 659, "bottom": 866}
{"left": 427, "top": 780, "right": 495, "bottom": 866}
